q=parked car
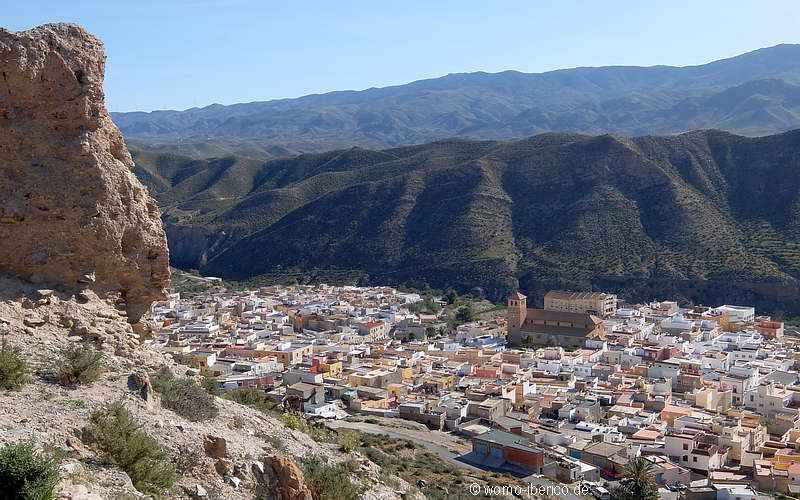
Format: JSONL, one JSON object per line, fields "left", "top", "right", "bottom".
{"left": 591, "top": 485, "right": 611, "bottom": 500}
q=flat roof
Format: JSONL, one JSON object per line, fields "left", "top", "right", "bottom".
{"left": 474, "top": 429, "right": 543, "bottom": 454}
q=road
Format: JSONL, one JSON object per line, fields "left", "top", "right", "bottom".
{"left": 324, "top": 420, "right": 584, "bottom": 500}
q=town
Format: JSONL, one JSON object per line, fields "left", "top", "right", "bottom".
{"left": 149, "top": 283, "right": 798, "bottom": 500}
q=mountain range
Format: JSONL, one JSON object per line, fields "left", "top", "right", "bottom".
{"left": 130, "top": 128, "right": 800, "bottom": 315}
{"left": 115, "top": 44, "right": 800, "bottom": 157}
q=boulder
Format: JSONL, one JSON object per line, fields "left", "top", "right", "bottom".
{"left": 127, "top": 371, "right": 157, "bottom": 409}
{"left": 266, "top": 455, "right": 313, "bottom": 500}
{"left": 203, "top": 435, "right": 227, "bottom": 459}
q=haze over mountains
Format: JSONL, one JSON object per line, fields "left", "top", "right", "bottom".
{"left": 116, "top": 44, "right": 800, "bottom": 157}
{"left": 131, "top": 128, "right": 800, "bottom": 315}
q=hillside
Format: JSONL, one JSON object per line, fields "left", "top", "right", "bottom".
{"left": 132, "top": 128, "right": 800, "bottom": 315}
{"left": 114, "top": 44, "right": 800, "bottom": 155}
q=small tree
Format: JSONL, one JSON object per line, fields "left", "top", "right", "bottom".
{"left": 455, "top": 305, "right": 474, "bottom": 324}
{"left": 445, "top": 289, "right": 458, "bottom": 305}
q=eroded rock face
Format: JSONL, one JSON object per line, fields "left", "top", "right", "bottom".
{"left": 266, "top": 455, "right": 313, "bottom": 500}
{"left": 0, "top": 23, "right": 169, "bottom": 322}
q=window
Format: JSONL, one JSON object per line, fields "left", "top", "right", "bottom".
{"left": 682, "top": 455, "right": 688, "bottom": 461}
{"left": 693, "top": 456, "right": 697, "bottom": 463}
{"left": 683, "top": 443, "right": 689, "bottom": 450}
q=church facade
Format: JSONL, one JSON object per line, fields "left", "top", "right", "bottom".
{"left": 506, "top": 292, "right": 603, "bottom": 347}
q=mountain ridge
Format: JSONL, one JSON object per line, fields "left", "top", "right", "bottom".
{"left": 113, "top": 44, "right": 800, "bottom": 156}
{"left": 131, "top": 128, "right": 800, "bottom": 315}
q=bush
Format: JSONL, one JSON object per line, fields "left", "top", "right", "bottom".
{"left": 337, "top": 430, "right": 360, "bottom": 453}
{"left": 279, "top": 411, "right": 309, "bottom": 432}
{"left": 310, "top": 425, "right": 334, "bottom": 443}
{"left": 299, "top": 458, "right": 360, "bottom": 500}
{"left": 201, "top": 375, "right": 221, "bottom": 396}
{"left": 0, "top": 337, "right": 28, "bottom": 391}
{"left": 150, "top": 367, "right": 218, "bottom": 421}
{"left": 57, "top": 343, "right": 103, "bottom": 386}
{"left": 224, "top": 386, "right": 279, "bottom": 415}
{"left": 84, "top": 401, "right": 175, "bottom": 494}
{"left": 0, "top": 441, "right": 60, "bottom": 500}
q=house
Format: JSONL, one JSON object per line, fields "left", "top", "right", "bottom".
{"left": 285, "top": 382, "right": 324, "bottom": 411}
{"left": 183, "top": 350, "right": 216, "bottom": 372}
{"left": 664, "top": 430, "right": 727, "bottom": 472}
{"left": 471, "top": 429, "right": 547, "bottom": 473}
{"left": 398, "top": 403, "right": 445, "bottom": 430}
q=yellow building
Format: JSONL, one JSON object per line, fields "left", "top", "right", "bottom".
{"left": 183, "top": 350, "right": 216, "bottom": 372}
{"left": 423, "top": 374, "right": 454, "bottom": 391}
{"left": 695, "top": 387, "right": 733, "bottom": 412}
{"left": 320, "top": 361, "right": 343, "bottom": 378}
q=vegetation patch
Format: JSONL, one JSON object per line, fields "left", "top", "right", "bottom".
{"left": 84, "top": 401, "right": 176, "bottom": 495}
{"left": 298, "top": 457, "right": 361, "bottom": 500}
{"left": 0, "top": 441, "right": 60, "bottom": 500}
{"left": 56, "top": 343, "right": 103, "bottom": 387}
{"left": 150, "top": 367, "right": 218, "bottom": 421}
{"left": 223, "top": 386, "right": 280, "bottom": 415}
{"left": 0, "top": 337, "right": 28, "bottom": 391}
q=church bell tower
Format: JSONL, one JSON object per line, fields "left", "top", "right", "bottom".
{"left": 507, "top": 292, "right": 527, "bottom": 345}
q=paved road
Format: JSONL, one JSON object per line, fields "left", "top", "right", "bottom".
{"left": 324, "top": 421, "right": 584, "bottom": 500}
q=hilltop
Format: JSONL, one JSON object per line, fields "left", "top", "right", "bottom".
{"left": 132, "top": 128, "right": 800, "bottom": 315}
{"left": 114, "top": 44, "right": 800, "bottom": 156}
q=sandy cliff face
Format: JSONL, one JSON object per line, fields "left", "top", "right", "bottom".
{"left": 0, "top": 23, "right": 169, "bottom": 322}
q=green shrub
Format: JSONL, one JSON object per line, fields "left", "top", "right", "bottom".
{"left": 364, "top": 418, "right": 379, "bottom": 425}
{"left": 310, "top": 425, "right": 334, "bottom": 443}
{"left": 84, "top": 401, "right": 175, "bottom": 494}
{"left": 201, "top": 375, "right": 221, "bottom": 396}
{"left": 0, "top": 337, "right": 28, "bottom": 391}
{"left": 57, "top": 343, "right": 103, "bottom": 386}
{"left": 337, "top": 430, "right": 360, "bottom": 453}
{"left": 279, "top": 411, "right": 309, "bottom": 432}
{"left": 150, "top": 367, "right": 218, "bottom": 421}
{"left": 299, "top": 458, "right": 360, "bottom": 500}
{"left": 0, "top": 441, "right": 60, "bottom": 500}
{"left": 224, "top": 386, "right": 279, "bottom": 415}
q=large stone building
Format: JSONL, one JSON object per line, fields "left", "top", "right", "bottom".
{"left": 507, "top": 293, "right": 604, "bottom": 347}
{"left": 544, "top": 290, "right": 617, "bottom": 317}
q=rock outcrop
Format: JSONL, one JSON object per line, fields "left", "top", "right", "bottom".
{"left": 0, "top": 23, "right": 169, "bottom": 323}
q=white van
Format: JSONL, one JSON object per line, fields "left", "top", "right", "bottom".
{"left": 591, "top": 485, "right": 611, "bottom": 500}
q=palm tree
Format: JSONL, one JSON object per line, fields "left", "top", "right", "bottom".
{"left": 612, "top": 457, "right": 659, "bottom": 500}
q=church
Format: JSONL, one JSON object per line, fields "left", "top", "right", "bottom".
{"left": 506, "top": 292, "right": 604, "bottom": 347}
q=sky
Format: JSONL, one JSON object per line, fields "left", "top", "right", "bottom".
{"left": 6, "top": 1, "right": 800, "bottom": 112}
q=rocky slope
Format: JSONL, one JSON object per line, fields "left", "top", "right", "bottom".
{"left": 0, "top": 274, "right": 405, "bottom": 499}
{"left": 0, "top": 23, "right": 169, "bottom": 324}
{"left": 133, "top": 129, "right": 800, "bottom": 315}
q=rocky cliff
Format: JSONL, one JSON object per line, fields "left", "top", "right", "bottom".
{"left": 0, "top": 23, "right": 169, "bottom": 323}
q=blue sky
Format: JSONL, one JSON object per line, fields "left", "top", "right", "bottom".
{"left": 7, "top": 1, "right": 800, "bottom": 112}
